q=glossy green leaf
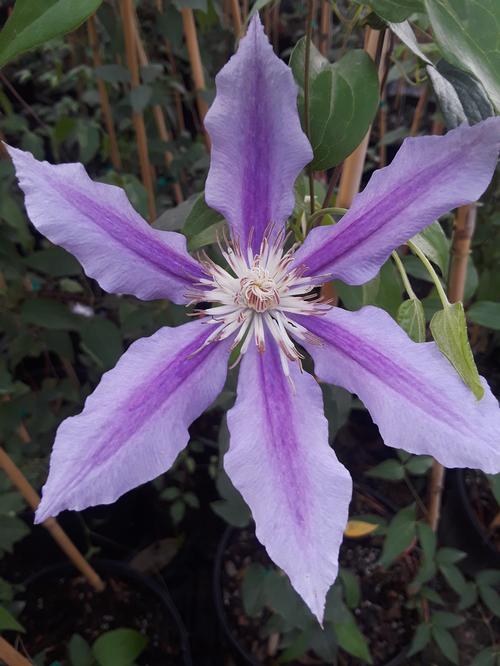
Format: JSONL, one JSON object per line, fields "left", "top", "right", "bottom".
{"left": 80, "top": 318, "right": 122, "bottom": 370}
{"left": 366, "top": 0, "right": 423, "bottom": 22}
{"left": 424, "top": 0, "right": 500, "bottom": 112}
{"left": 467, "top": 301, "right": 500, "bottom": 330}
{"left": 0, "top": 0, "right": 103, "bottom": 68}
{"left": 183, "top": 192, "right": 224, "bottom": 240}
{"left": 411, "top": 221, "right": 450, "bottom": 277}
{"left": 435, "top": 60, "right": 494, "bottom": 126}
{"left": 430, "top": 301, "right": 484, "bottom": 400}
{"left": 93, "top": 628, "right": 148, "bottom": 666}
{"left": 405, "top": 455, "right": 433, "bottom": 475}
{"left": 309, "top": 50, "right": 379, "bottom": 170}
{"left": 289, "top": 36, "right": 328, "bottom": 90}
{"left": 0, "top": 606, "right": 24, "bottom": 633}
{"left": 398, "top": 298, "right": 426, "bottom": 342}
{"left": 366, "top": 458, "right": 405, "bottom": 481}
{"left": 378, "top": 504, "right": 417, "bottom": 568}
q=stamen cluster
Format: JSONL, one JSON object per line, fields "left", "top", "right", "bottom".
{"left": 188, "top": 232, "right": 330, "bottom": 375}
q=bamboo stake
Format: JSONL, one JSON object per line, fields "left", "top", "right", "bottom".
{"left": 229, "top": 0, "right": 242, "bottom": 37}
{"left": 428, "top": 204, "right": 477, "bottom": 531}
{"left": 0, "top": 636, "right": 32, "bottom": 666}
{"left": 87, "top": 15, "right": 122, "bottom": 171}
{"left": 0, "top": 447, "right": 105, "bottom": 592}
{"left": 318, "top": 0, "right": 331, "bottom": 56}
{"left": 181, "top": 8, "right": 210, "bottom": 148}
{"left": 336, "top": 28, "right": 388, "bottom": 208}
{"left": 120, "top": 0, "right": 157, "bottom": 221}
{"left": 410, "top": 85, "right": 429, "bottom": 136}
{"left": 132, "top": 18, "right": 183, "bottom": 204}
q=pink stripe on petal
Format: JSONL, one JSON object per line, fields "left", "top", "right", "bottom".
{"left": 295, "top": 118, "right": 500, "bottom": 284}
{"left": 205, "top": 15, "right": 312, "bottom": 252}
{"left": 35, "top": 320, "right": 231, "bottom": 522}
{"left": 6, "top": 144, "right": 204, "bottom": 303}
{"left": 295, "top": 307, "right": 500, "bottom": 473}
{"left": 226, "top": 337, "right": 352, "bottom": 622}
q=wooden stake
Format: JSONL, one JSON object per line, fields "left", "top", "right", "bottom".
{"left": 318, "top": 0, "right": 331, "bottom": 56}
{"left": 229, "top": 0, "right": 242, "bottom": 37}
{"left": 87, "top": 15, "right": 122, "bottom": 171}
{"left": 0, "top": 447, "right": 105, "bottom": 592}
{"left": 120, "top": 0, "right": 157, "bottom": 221}
{"left": 410, "top": 85, "right": 429, "bottom": 136}
{"left": 181, "top": 8, "right": 210, "bottom": 148}
{"left": 132, "top": 17, "right": 183, "bottom": 204}
{"left": 428, "top": 204, "right": 477, "bottom": 532}
{"left": 0, "top": 636, "right": 32, "bottom": 666}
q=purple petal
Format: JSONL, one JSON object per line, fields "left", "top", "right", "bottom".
{"left": 295, "top": 119, "right": 500, "bottom": 284}
{"left": 294, "top": 306, "right": 500, "bottom": 473}
{"left": 204, "top": 14, "right": 312, "bottom": 252}
{"left": 226, "top": 337, "right": 352, "bottom": 622}
{"left": 6, "top": 144, "right": 204, "bottom": 303}
{"left": 35, "top": 320, "right": 231, "bottom": 523}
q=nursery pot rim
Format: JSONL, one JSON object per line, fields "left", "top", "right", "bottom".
{"left": 22, "top": 557, "right": 193, "bottom": 665}
{"left": 213, "top": 518, "right": 410, "bottom": 666}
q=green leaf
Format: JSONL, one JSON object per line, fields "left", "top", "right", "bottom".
{"left": 432, "top": 626, "right": 459, "bottom": 664}
{"left": 21, "top": 298, "right": 80, "bottom": 331}
{"left": 475, "top": 570, "right": 500, "bottom": 587}
{"left": 0, "top": 516, "right": 30, "bottom": 554}
{"left": 439, "top": 564, "right": 467, "bottom": 594}
{"left": 478, "top": 584, "right": 500, "bottom": 617}
{"left": 367, "top": 0, "right": 423, "bottom": 22}
{"left": 435, "top": 59, "right": 494, "bottom": 126}
{"left": 309, "top": 50, "right": 379, "bottom": 170}
{"left": 68, "top": 634, "right": 93, "bottom": 666}
{"left": 24, "top": 247, "right": 81, "bottom": 277}
{"left": 467, "top": 301, "right": 500, "bottom": 331}
{"left": 93, "top": 628, "right": 148, "bottom": 666}
{"left": 0, "top": 606, "right": 25, "bottom": 633}
{"left": 129, "top": 85, "right": 152, "bottom": 113}
{"left": 405, "top": 455, "right": 433, "bottom": 475}
{"left": 407, "top": 623, "right": 431, "bottom": 657}
{"left": 471, "top": 648, "right": 496, "bottom": 666}
{"left": 424, "top": 0, "right": 500, "bottom": 112}
{"left": 339, "top": 568, "right": 361, "bottom": 609}
{"left": 417, "top": 522, "right": 437, "bottom": 560}
{"left": 241, "top": 564, "right": 268, "bottom": 617}
{"left": 430, "top": 301, "right": 484, "bottom": 400}
{"left": 411, "top": 221, "right": 450, "bottom": 277}
{"left": 436, "top": 547, "right": 466, "bottom": 565}
{"left": 188, "top": 220, "right": 227, "bottom": 252}
{"left": 487, "top": 473, "right": 500, "bottom": 505}
{"left": 457, "top": 581, "right": 478, "bottom": 610}
{"left": 378, "top": 504, "right": 417, "bottom": 568}
{"left": 366, "top": 458, "right": 405, "bottom": 481}
{"left": 334, "top": 611, "right": 372, "bottom": 663}
{"left": 80, "top": 318, "right": 122, "bottom": 370}
{"left": 432, "top": 611, "right": 464, "bottom": 629}
{"left": 183, "top": 193, "right": 224, "bottom": 241}
{"left": 94, "top": 64, "right": 131, "bottom": 84}
{"left": 0, "top": 0, "right": 103, "bottom": 68}
{"left": 289, "top": 36, "right": 329, "bottom": 90}
{"left": 397, "top": 298, "right": 426, "bottom": 342}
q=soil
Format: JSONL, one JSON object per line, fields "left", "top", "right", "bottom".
{"left": 463, "top": 470, "right": 500, "bottom": 552}
{"left": 18, "top": 567, "right": 188, "bottom": 665}
{"left": 219, "top": 489, "right": 418, "bottom": 666}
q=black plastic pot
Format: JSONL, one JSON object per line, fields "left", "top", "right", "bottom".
{"left": 445, "top": 469, "right": 500, "bottom": 569}
{"left": 213, "top": 510, "right": 412, "bottom": 666}
{"left": 22, "top": 558, "right": 192, "bottom": 665}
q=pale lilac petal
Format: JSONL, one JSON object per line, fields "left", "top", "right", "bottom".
{"left": 204, "top": 14, "right": 312, "bottom": 252}
{"left": 6, "top": 144, "right": 204, "bottom": 303}
{"left": 35, "top": 320, "right": 231, "bottom": 522}
{"left": 226, "top": 337, "right": 352, "bottom": 622}
{"left": 294, "top": 307, "right": 500, "bottom": 473}
{"left": 295, "top": 118, "right": 500, "bottom": 284}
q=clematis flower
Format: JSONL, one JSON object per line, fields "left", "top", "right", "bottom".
{"left": 6, "top": 15, "right": 500, "bottom": 623}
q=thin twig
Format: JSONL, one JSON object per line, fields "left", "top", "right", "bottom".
{"left": 304, "top": 0, "right": 315, "bottom": 214}
{"left": 410, "top": 84, "right": 429, "bottom": 136}
{"left": 120, "top": 0, "right": 157, "bottom": 221}
{"left": 0, "top": 72, "right": 48, "bottom": 129}
{"left": 87, "top": 14, "right": 122, "bottom": 171}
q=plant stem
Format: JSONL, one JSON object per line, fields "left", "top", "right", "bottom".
{"left": 120, "top": 0, "right": 157, "bottom": 221}
{"left": 181, "top": 8, "right": 210, "bottom": 149}
{"left": 132, "top": 16, "right": 184, "bottom": 205}
{"left": 318, "top": 0, "right": 331, "bottom": 55}
{"left": 407, "top": 239, "right": 449, "bottom": 308}
{"left": 427, "top": 203, "right": 477, "bottom": 532}
{"left": 304, "top": 0, "right": 315, "bottom": 214}
{"left": 87, "top": 14, "right": 122, "bottom": 172}
{"left": 229, "top": 0, "right": 242, "bottom": 36}
{"left": 0, "top": 447, "right": 105, "bottom": 592}
{"left": 308, "top": 206, "right": 347, "bottom": 225}
{"left": 410, "top": 84, "right": 429, "bottom": 136}
{"left": 391, "top": 250, "right": 418, "bottom": 300}
{"left": 0, "top": 636, "right": 31, "bottom": 666}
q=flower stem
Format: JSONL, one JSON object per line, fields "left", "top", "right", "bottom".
{"left": 391, "top": 250, "right": 417, "bottom": 300}
{"left": 407, "top": 239, "right": 449, "bottom": 308}
{"left": 309, "top": 206, "right": 348, "bottom": 225}
{"left": 304, "top": 0, "right": 315, "bottom": 215}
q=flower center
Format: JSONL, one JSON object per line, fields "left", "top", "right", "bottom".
{"left": 187, "top": 232, "right": 329, "bottom": 375}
